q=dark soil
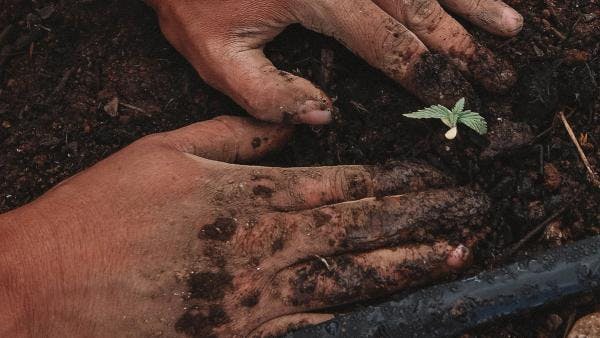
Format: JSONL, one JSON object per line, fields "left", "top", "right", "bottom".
{"left": 1, "top": 0, "right": 599, "bottom": 336}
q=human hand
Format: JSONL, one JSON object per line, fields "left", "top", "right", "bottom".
{"left": 0, "top": 116, "right": 489, "bottom": 337}
{"left": 147, "top": 0, "right": 522, "bottom": 124}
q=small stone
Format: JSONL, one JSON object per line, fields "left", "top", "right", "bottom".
{"left": 543, "top": 220, "right": 568, "bottom": 244}
{"left": 545, "top": 314, "right": 563, "bottom": 331}
{"left": 481, "top": 120, "right": 534, "bottom": 159}
{"left": 563, "top": 49, "right": 590, "bottom": 64}
{"left": 527, "top": 200, "right": 545, "bottom": 221}
{"left": 83, "top": 120, "right": 92, "bottom": 134}
{"left": 2, "top": 120, "right": 10, "bottom": 128}
{"left": 104, "top": 97, "right": 119, "bottom": 117}
{"left": 582, "top": 13, "right": 598, "bottom": 22}
{"left": 37, "top": 5, "right": 55, "bottom": 19}
{"left": 568, "top": 312, "right": 600, "bottom": 338}
{"left": 544, "top": 163, "right": 562, "bottom": 191}
{"left": 119, "top": 115, "right": 131, "bottom": 125}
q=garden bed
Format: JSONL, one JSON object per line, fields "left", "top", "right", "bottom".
{"left": 1, "top": 0, "right": 598, "bottom": 336}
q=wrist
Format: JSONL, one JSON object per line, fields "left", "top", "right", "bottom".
{"left": 0, "top": 202, "right": 85, "bottom": 336}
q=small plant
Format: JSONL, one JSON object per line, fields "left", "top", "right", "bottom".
{"left": 403, "top": 98, "right": 487, "bottom": 140}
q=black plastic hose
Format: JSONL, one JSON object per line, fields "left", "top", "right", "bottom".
{"left": 287, "top": 236, "right": 600, "bottom": 338}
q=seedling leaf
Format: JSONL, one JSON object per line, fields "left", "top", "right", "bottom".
{"left": 452, "top": 97, "right": 465, "bottom": 114}
{"left": 403, "top": 98, "right": 488, "bottom": 139}
{"left": 458, "top": 111, "right": 488, "bottom": 135}
{"left": 403, "top": 105, "right": 450, "bottom": 120}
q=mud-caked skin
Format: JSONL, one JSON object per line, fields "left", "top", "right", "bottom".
{"left": 146, "top": 0, "right": 523, "bottom": 124}
{"left": 0, "top": 116, "right": 490, "bottom": 337}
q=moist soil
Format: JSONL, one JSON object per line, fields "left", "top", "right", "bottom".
{"left": 1, "top": 0, "right": 599, "bottom": 336}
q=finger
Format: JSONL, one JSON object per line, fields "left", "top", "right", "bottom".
{"left": 244, "top": 162, "right": 453, "bottom": 211}
{"left": 253, "top": 187, "right": 488, "bottom": 267}
{"left": 155, "top": 2, "right": 333, "bottom": 125}
{"left": 373, "top": 0, "right": 516, "bottom": 92}
{"left": 203, "top": 49, "right": 334, "bottom": 124}
{"left": 439, "top": 0, "right": 523, "bottom": 37}
{"left": 249, "top": 313, "right": 334, "bottom": 338}
{"left": 276, "top": 242, "right": 471, "bottom": 310}
{"left": 156, "top": 115, "right": 293, "bottom": 163}
{"left": 295, "top": 0, "right": 474, "bottom": 106}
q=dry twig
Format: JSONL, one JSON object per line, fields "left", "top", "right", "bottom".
{"left": 505, "top": 206, "right": 568, "bottom": 257}
{"left": 558, "top": 111, "right": 600, "bottom": 188}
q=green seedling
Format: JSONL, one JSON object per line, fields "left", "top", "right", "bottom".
{"left": 403, "top": 98, "right": 487, "bottom": 140}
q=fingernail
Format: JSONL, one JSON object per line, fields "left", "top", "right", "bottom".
{"left": 301, "top": 110, "right": 333, "bottom": 124}
{"left": 298, "top": 100, "right": 332, "bottom": 124}
{"left": 446, "top": 244, "right": 471, "bottom": 270}
{"left": 502, "top": 8, "right": 524, "bottom": 35}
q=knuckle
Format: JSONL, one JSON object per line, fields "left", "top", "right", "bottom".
{"left": 405, "top": 0, "right": 444, "bottom": 30}
{"left": 465, "top": 0, "right": 484, "bottom": 13}
{"left": 334, "top": 167, "right": 373, "bottom": 201}
{"left": 132, "top": 132, "right": 170, "bottom": 149}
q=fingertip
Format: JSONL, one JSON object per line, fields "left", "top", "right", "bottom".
{"left": 281, "top": 99, "right": 334, "bottom": 125}
{"left": 297, "top": 109, "right": 333, "bottom": 125}
{"left": 446, "top": 244, "right": 472, "bottom": 270}
{"left": 500, "top": 8, "right": 524, "bottom": 37}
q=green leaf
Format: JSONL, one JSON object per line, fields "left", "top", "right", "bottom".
{"left": 458, "top": 111, "right": 488, "bottom": 135}
{"left": 403, "top": 105, "right": 451, "bottom": 120}
{"left": 452, "top": 97, "right": 465, "bottom": 114}
{"left": 403, "top": 98, "right": 487, "bottom": 136}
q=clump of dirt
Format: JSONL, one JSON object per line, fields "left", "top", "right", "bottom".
{"left": 1, "top": 0, "right": 599, "bottom": 336}
{"left": 175, "top": 304, "right": 230, "bottom": 338}
{"left": 199, "top": 218, "right": 237, "bottom": 242}
{"left": 188, "top": 271, "right": 233, "bottom": 301}
{"left": 240, "top": 290, "right": 261, "bottom": 308}
{"left": 413, "top": 52, "right": 476, "bottom": 107}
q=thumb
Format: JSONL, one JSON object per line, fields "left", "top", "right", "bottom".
{"left": 158, "top": 116, "right": 294, "bottom": 163}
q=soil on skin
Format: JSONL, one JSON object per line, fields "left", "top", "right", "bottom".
{"left": 1, "top": 0, "right": 599, "bottom": 336}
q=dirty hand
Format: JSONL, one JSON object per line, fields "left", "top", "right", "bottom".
{"left": 147, "top": 0, "right": 523, "bottom": 124}
{"left": 0, "top": 116, "right": 489, "bottom": 337}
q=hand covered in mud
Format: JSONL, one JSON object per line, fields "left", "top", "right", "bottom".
{"left": 0, "top": 117, "right": 490, "bottom": 337}
{"left": 147, "top": 0, "right": 522, "bottom": 124}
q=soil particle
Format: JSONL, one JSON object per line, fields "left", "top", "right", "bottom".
{"left": 199, "top": 218, "right": 237, "bottom": 242}
{"left": 568, "top": 312, "right": 600, "bottom": 338}
{"left": 253, "top": 185, "right": 274, "bottom": 198}
{"left": 203, "top": 246, "right": 227, "bottom": 269}
{"left": 240, "top": 290, "right": 261, "bottom": 308}
{"left": 543, "top": 220, "right": 569, "bottom": 244}
{"left": 289, "top": 255, "right": 401, "bottom": 306}
{"left": 413, "top": 52, "right": 476, "bottom": 107}
{"left": 175, "top": 304, "right": 230, "bottom": 337}
{"left": 313, "top": 209, "right": 333, "bottom": 227}
{"left": 282, "top": 111, "right": 298, "bottom": 124}
{"left": 370, "top": 162, "right": 452, "bottom": 197}
{"left": 527, "top": 200, "right": 545, "bottom": 221}
{"left": 188, "top": 271, "right": 233, "bottom": 301}
{"left": 544, "top": 163, "right": 562, "bottom": 191}
{"left": 395, "top": 261, "right": 431, "bottom": 281}
{"left": 464, "top": 43, "right": 517, "bottom": 93}
{"left": 271, "top": 237, "right": 285, "bottom": 253}
{"left": 251, "top": 137, "right": 261, "bottom": 149}
{"left": 481, "top": 119, "right": 534, "bottom": 159}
